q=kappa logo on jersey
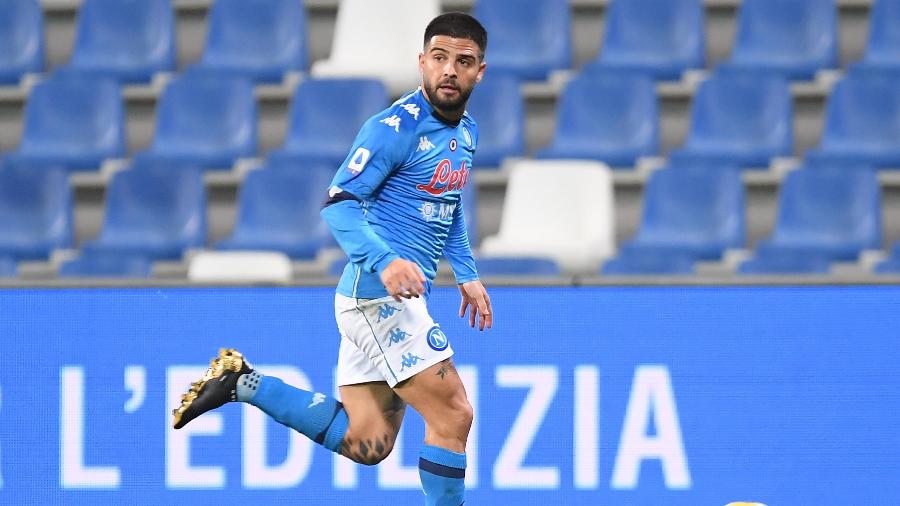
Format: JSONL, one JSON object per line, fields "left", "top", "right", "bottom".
{"left": 416, "top": 159, "right": 470, "bottom": 195}
{"left": 401, "top": 103, "right": 420, "bottom": 120}
{"left": 417, "top": 136, "right": 435, "bottom": 152}
{"left": 386, "top": 328, "right": 410, "bottom": 347}
{"left": 380, "top": 115, "right": 402, "bottom": 132}
{"left": 376, "top": 303, "right": 402, "bottom": 322}
{"left": 399, "top": 352, "right": 424, "bottom": 372}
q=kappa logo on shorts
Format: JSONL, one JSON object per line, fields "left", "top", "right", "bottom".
{"left": 376, "top": 303, "right": 402, "bottom": 323}
{"left": 386, "top": 328, "right": 410, "bottom": 347}
{"left": 426, "top": 326, "right": 449, "bottom": 351}
{"left": 399, "top": 352, "right": 424, "bottom": 372}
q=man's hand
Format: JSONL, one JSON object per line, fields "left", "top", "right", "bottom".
{"left": 458, "top": 280, "right": 492, "bottom": 331}
{"left": 381, "top": 258, "right": 426, "bottom": 302}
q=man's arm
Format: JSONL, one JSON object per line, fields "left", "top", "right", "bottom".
{"left": 443, "top": 200, "right": 479, "bottom": 284}
{"left": 319, "top": 113, "right": 425, "bottom": 299}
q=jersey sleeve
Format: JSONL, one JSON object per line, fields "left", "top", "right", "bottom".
{"left": 320, "top": 111, "right": 416, "bottom": 276}
{"left": 443, "top": 200, "right": 479, "bottom": 284}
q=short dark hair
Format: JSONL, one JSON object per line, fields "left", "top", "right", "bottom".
{"left": 423, "top": 12, "right": 487, "bottom": 59}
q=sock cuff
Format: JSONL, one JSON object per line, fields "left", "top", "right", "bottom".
{"left": 420, "top": 444, "right": 466, "bottom": 469}
{"left": 322, "top": 409, "right": 349, "bottom": 453}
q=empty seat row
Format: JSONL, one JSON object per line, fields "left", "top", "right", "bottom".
{"left": 484, "top": 159, "right": 896, "bottom": 276}
{"left": 1, "top": 73, "right": 389, "bottom": 171}
{"left": 541, "top": 68, "right": 900, "bottom": 169}
{"left": 6, "top": 67, "right": 900, "bottom": 174}
{"left": 5, "top": 0, "right": 900, "bottom": 89}
{"left": 1, "top": 0, "right": 307, "bottom": 84}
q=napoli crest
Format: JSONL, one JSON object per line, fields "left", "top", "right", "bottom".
{"left": 426, "top": 326, "right": 449, "bottom": 351}
{"left": 462, "top": 127, "right": 472, "bottom": 148}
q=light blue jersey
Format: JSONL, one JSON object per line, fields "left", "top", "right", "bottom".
{"left": 320, "top": 88, "right": 479, "bottom": 299}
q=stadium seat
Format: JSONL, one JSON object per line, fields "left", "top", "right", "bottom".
{"left": 311, "top": 0, "right": 440, "bottom": 96}
{"left": 472, "top": 0, "right": 571, "bottom": 81}
{"left": 737, "top": 250, "right": 832, "bottom": 275}
{"left": 669, "top": 70, "right": 793, "bottom": 168}
{"left": 852, "top": 0, "right": 900, "bottom": 74}
{"left": 0, "top": 164, "right": 73, "bottom": 260}
{"left": 754, "top": 165, "right": 881, "bottom": 261}
{"left": 805, "top": 72, "right": 900, "bottom": 168}
{"left": 874, "top": 243, "right": 900, "bottom": 274}
{"left": 465, "top": 73, "right": 526, "bottom": 168}
{"left": 618, "top": 164, "right": 745, "bottom": 260}
{"left": 474, "top": 256, "right": 561, "bottom": 276}
{"left": 481, "top": 160, "right": 615, "bottom": 273}
{"left": 194, "top": 0, "right": 307, "bottom": 82}
{"left": 721, "top": 0, "right": 838, "bottom": 80}
{"left": 585, "top": 0, "right": 704, "bottom": 81}
{"left": 0, "top": 255, "right": 15, "bottom": 277}
{"left": 0, "top": 0, "right": 44, "bottom": 84}
{"left": 141, "top": 72, "right": 257, "bottom": 169}
{"left": 601, "top": 250, "right": 696, "bottom": 275}
{"left": 535, "top": 72, "right": 658, "bottom": 167}
{"left": 64, "top": 0, "right": 175, "bottom": 83}
{"left": 8, "top": 75, "right": 124, "bottom": 171}
{"left": 82, "top": 166, "right": 207, "bottom": 259}
{"left": 216, "top": 161, "right": 335, "bottom": 259}
{"left": 187, "top": 250, "right": 293, "bottom": 283}
{"left": 267, "top": 78, "right": 388, "bottom": 167}
{"left": 58, "top": 251, "right": 153, "bottom": 278}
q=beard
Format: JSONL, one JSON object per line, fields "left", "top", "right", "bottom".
{"left": 423, "top": 77, "right": 473, "bottom": 115}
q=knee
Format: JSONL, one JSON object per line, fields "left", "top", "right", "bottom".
{"left": 438, "top": 394, "right": 474, "bottom": 439}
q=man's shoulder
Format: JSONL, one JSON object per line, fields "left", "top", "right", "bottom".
{"left": 362, "top": 90, "right": 427, "bottom": 138}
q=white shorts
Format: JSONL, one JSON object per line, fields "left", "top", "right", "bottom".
{"left": 334, "top": 293, "right": 454, "bottom": 388}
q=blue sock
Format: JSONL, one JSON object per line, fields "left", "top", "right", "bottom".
{"left": 419, "top": 444, "right": 466, "bottom": 506}
{"left": 238, "top": 373, "right": 348, "bottom": 452}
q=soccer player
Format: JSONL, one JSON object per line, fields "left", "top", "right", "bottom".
{"left": 172, "top": 12, "right": 492, "bottom": 506}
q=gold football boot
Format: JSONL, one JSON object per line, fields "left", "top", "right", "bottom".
{"left": 172, "top": 348, "right": 253, "bottom": 429}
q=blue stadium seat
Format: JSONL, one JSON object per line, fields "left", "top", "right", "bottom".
{"left": 65, "top": 0, "right": 175, "bottom": 83}
{"left": 83, "top": 166, "right": 207, "bottom": 259}
{"left": 853, "top": 0, "right": 900, "bottom": 74}
{"left": 473, "top": 0, "right": 571, "bottom": 81}
{"left": 0, "top": 0, "right": 44, "bottom": 84}
{"left": 142, "top": 72, "right": 257, "bottom": 169}
{"left": 59, "top": 251, "right": 153, "bottom": 278}
{"left": 601, "top": 250, "right": 696, "bottom": 275}
{"left": 805, "top": 72, "right": 900, "bottom": 168}
{"left": 195, "top": 0, "right": 307, "bottom": 82}
{"left": 9, "top": 75, "right": 124, "bottom": 171}
{"left": 536, "top": 72, "right": 659, "bottom": 167}
{"left": 755, "top": 165, "right": 881, "bottom": 261}
{"left": 618, "top": 164, "right": 745, "bottom": 260}
{"left": 586, "top": 0, "right": 704, "bottom": 80}
{"left": 0, "top": 164, "right": 73, "bottom": 260}
{"left": 738, "top": 251, "right": 831, "bottom": 275}
{"left": 722, "top": 0, "right": 838, "bottom": 80}
{"left": 216, "top": 160, "right": 334, "bottom": 259}
{"left": 466, "top": 74, "right": 526, "bottom": 168}
{"left": 874, "top": 243, "right": 900, "bottom": 274}
{"left": 267, "top": 78, "right": 387, "bottom": 166}
{"left": 0, "top": 255, "right": 15, "bottom": 277}
{"left": 669, "top": 71, "right": 793, "bottom": 168}
{"left": 475, "top": 256, "right": 560, "bottom": 276}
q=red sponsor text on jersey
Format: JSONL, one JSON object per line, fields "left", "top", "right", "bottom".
{"left": 416, "top": 159, "right": 470, "bottom": 195}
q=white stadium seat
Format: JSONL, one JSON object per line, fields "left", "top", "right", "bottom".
{"left": 310, "top": 0, "right": 440, "bottom": 96}
{"left": 480, "top": 159, "right": 616, "bottom": 274}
